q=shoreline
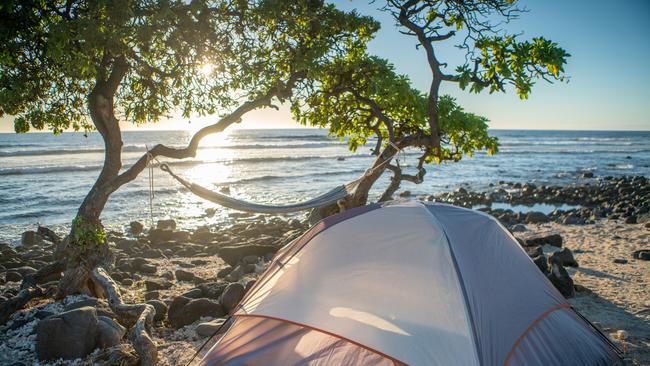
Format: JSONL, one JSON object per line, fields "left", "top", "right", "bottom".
{"left": 0, "top": 175, "right": 648, "bottom": 365}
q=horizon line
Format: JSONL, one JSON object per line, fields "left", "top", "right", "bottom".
{"left": 1, "top": 127, "right": 650, "bottom": 134}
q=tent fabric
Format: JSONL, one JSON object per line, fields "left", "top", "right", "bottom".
{"left": 425, "top": 204, "right": 568, "bottom": 365}
{"left": 199, "top": 316, "right": 401, "bottom": 366}
{"left": 201, "top": 200, "right": 622, "bottom": 366}
{"left": 238, "top": 201, "right": 480, "bottom": 366}
{"left": 507, "top": 307, "right": 620, "bottom": 366}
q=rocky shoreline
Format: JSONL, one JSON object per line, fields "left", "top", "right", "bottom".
{"left": 0, "top": 175, "right": 648, "bottom": 365}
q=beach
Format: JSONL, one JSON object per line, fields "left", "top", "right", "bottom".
{"left": 0, "top": 173, "right": 648, "bottom": 365}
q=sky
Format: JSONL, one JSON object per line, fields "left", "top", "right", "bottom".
{"left": 1, "top": 0, "right": 649, "bottom": 132}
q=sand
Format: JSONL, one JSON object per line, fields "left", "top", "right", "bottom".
{"left": 1, "top": 218, "right": 648, "bottom": 365}
{"left": 527, "top": 220, "right": 649, "bottom": 364}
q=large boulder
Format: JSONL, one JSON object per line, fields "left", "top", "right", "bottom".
{"left": 96, "top": 316, "right": 126, "bottom": 349}
{"left": 219, "top": 283, "right": 246, "bottom": 313}
{"left": 148, "top": 228, "right": 173, "bottom": 244}
{"left": 524, "top": 211, "right": 550, "bottom": 224}
{"left": 168, "top": 297, "right": 225, "bottom": 328}
{"left": 175, "top": 269, "right": 195, "bottom": 282}
{"left": 21, "top": 231, "right": 44, "bottom": 246}
{"left": 218, "top": 244, "right": 278, "bottom": 266}
{"left": 36, "top": 306, "right": 99, "bottom": 361}
{"left": 550, "top": 248, "right": 578, "bottom": 267}
{"left": 523, "top": 234, "right": 563, "bottom": 248}
{"left": 129, "top": 221, "right": 144, "bottom": 236}
{"left": 146, "top": 300, "right": 168, "bottom": 322}
{"left": 196, "top": 318, "right": 229, "bottom": 337}
{"left": 547, "top": 256, "right": 575, "bottom": 298}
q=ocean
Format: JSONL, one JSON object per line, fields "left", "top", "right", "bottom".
{"left": 0, "top": 129, "right": 649, "bottom": 243}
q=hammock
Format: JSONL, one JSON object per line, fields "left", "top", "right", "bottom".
{"left": 159, "top": 164, "right": 356, "bottom": 214}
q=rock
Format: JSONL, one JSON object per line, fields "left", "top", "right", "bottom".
{"left": 632, "top": 249, "right": 650, "bottom": 261}
{"left": 241, "top": 255, "right": 260, "bottom": 264}
{"left": 96, "top": 316, "right": 126, "bottom": 349}
{"left": 64, "top": 298, "right": 115, "bottom": 318}
{"left": 638, "top": 213, "right": 650, "bottom": 224}
{"left": 36, "top": 306, "right": 99, "bottom": 361}
{"left": 13, "top": 266, "right": 37, "bottom": 276}
{"left": 144, "top": 291, "right": 160, "bottom": 301}
{"left": 524, "top": 211, "right": 550, "bottom": 224}
{"left": 198, "top": 282, "right": 228, "bottom": 299}
{"left": 196, "top": 318, "right": 227, "bottom": 337}
{"left": 217, "top": 266, "right": 233, "bottom": 278}
{"left": 5, "top": 271, "right": 22, "bottom": 282}
{"left": 511, "top": 224, "right": 527, "bottom": 232}
{"left": 139, "top": 263, "right": 158, "bottom": 274}
{"left": 399, "top": 190, "right": 411, "bottom": 197}
{"left": 144, "top": 279, "right": 172, "bottom": 291}
{"left": 524, "top": 234, "right": 563, "bottom": 248}
{"left": 157, "top": 219, "right": 177, "bottom": 230}
{"left": 562, "top": 214, "right": 582, "bottom": 225}
{"left": 181, "top": 288, "right": 204, "bottom": 299}
{"left": 205, "top": 208, "right": 216, "bottom": 217}
{"left": 37, "top": 226, "right": 61, "bottom": 244}
{"left": 219, "top": 283, "right": 246, "bottom": 313}
{"left": 175, "top": 269, "right": 195, "bottom": 282}
{"left": 525, "top": 246, "right": 543, "bottom": 258}
{"left": 146, "top": 300, "right": 168, "bottom": 322}
{"left": 129, "top": 221, "right": 144, "bottom": 236}
{"left": 169, "top": 297, "right": 225, "bottom": 328}
{"left": 148, "top": 228, "right": 173, "bottom": 243}
{"left": 219, "top": 244, "right": 279, "bottom": 266}
{"left": 624, "top": 215, "right": 637, "bottom": 224}
{"left": 532, "top": 255, "right": 549, "bottom": 274}
{"left": 550, "top": 248, "right": 578, "bottom": 267}
{"left": 581, "top": 171, "right": 594, "bottom": 178}
{"left": 613, "top": 258, "right": 628, "bottom": 264}
{"left": 21, "top": 231, "right": 44, "bottom": 246}
{"left": 547, "top": 256, "right": 575, "bottom": 298}
{"left": 574, "top": 284, "right": 592, "bottom": 293}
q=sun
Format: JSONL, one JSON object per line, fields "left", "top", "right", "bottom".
{"left": 199, "top": 63, "right": 214, "bottom": 77}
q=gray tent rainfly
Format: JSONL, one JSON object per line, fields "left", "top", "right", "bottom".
{"left": 199, "top": 201, "right": 622, "bottom": 365}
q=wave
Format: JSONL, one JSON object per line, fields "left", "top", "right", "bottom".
{"left": 0, "top": 145, "right": 145, "bottom": 157}
{"left": 0, "top": 165, "right": 103, "bottom": 176}
{"left": 498, "top": 148, "right": 650, "bottom": 155}
{"left": 0, "top": 141, "right": 345, "bottom": 157}
{"left": 501, "top": 140, "right": 636, "bottom": 146}
{"left": 0, "top": 154, "right": 370, "bottom": 176}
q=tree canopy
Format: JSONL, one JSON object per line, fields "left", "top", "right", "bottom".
{"left": 0, "top": 0, "right": 377, "bottom": 132}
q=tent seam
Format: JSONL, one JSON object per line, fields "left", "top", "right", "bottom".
{"left": 234, "top": 314, "right": 407, "bottom": 365}
{"left": 502, "top": 303, "right": 571, "bottom": 366}
{"left": 424, "top": 203, "right": 483, "bottom": 366}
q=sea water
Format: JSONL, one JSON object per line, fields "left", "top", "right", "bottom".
{"left": 0, "top": 129, "right": 648, "bottom": 242}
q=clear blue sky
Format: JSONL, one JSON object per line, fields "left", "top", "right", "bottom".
{"left": 332, "top": 0, "right": 650, "bottom": 131}
{"left": 1, "top": 0, "right": 648, "bottom": 132}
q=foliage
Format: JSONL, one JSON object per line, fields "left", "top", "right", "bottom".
{"left": 456, "top": 36, "right": 570, "bottom": 99}
{"left": 293, "top": 53, "right": 497, "bottom": 164}
{"left": 71, "top": 216, "right": 107, "bottom": 249}
{"left": 0, "top": 0, "right": 378, "bottom": 133}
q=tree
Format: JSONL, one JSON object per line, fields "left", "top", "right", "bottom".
{"left": 0, "top": 0, "right": 376, "bottom": 363}
{"left": 293, "top": 0, "right": 569, "bottom": 210}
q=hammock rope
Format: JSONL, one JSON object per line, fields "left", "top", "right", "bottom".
{"left": 156, "top": 142, "right": 402, "bottom": 214}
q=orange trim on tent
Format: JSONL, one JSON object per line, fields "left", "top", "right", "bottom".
{"left": 503, "top": 303, "right": 572, "bottom": 366}
{"left": 235, "top": 314, "right": 408, "bottom": 366}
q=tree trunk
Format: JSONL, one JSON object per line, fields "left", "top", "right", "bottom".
{"left": 347, "top": 145, "right": 397, "bottom": 208}
{"left": 57, "top": 58, "right": 127, "bottom": 298}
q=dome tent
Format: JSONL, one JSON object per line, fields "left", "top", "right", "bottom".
{"left": 199, "top": 201, "right": 621, "bottom": 365}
